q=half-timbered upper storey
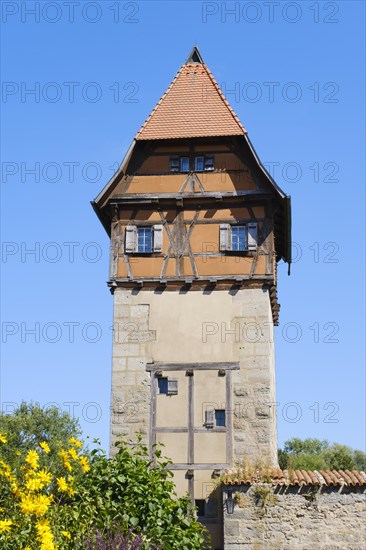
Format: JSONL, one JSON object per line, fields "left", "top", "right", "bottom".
{"left": 92, "top": 47, "right": 291, "bottom": 324}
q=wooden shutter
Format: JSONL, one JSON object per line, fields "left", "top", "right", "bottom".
{"left": 167, "top": 378, "right": 178, "bottom": 395}
{"left": 247, "top": 223, "right": 258, "bottom": 251}
{"left": 204, "top": 409, "right": 214, "bottom": 427}
{"left": 153, "top": 224, "right": 163, "bottom": 252}
{"left": 125, "top": 225, "right": 137, "bottom": 253}
{"left": 220, "top": 224, "right": 231, "bottom": 251}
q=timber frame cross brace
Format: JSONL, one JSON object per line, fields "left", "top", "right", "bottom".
{"left": 159, "top": 210, "right": 200, "bottom": 278}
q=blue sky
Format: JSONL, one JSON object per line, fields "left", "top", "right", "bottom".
{"left": 1, "top": 1, "right": 365, "bottom": 453}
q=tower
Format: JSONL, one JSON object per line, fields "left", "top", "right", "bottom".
{"left": 92, "top": 47, "right": 291, "bottom": 543}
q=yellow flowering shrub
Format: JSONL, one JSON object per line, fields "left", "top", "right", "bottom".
{"left": 0, "top": 434, "right": 88, "bottom": 549}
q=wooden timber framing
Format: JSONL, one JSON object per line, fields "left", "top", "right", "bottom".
{"left": 148, "top": 362, "right": 237, "bottom": 500}
{"left": 146, "top": 362, "right": 239, "bottom": 371}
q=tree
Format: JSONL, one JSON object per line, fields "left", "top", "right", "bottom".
{"left": 278, "top": 437, "right": 366, "bottom": 471}
{"left": 0, "top": 402, "right": 84, "bottom": 473}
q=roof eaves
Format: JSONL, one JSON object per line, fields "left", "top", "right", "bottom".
{"left": 93, "top": 139, "right": 136, "bottom": 206}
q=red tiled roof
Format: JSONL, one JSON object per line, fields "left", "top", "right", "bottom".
{"left": 135, "top": 62, "right": 246, "bottom": 140}
{"left": 222, "top": 469, "right": 366, "bottom": 487}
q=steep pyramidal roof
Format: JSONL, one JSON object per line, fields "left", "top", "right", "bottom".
{"left": 135, "top": 46, "right": 246, "bottom": 140}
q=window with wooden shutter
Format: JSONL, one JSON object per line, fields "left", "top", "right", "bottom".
{"left": 220, "top": 224, "right": 231, "bottom": 251}
{"left": 153, "top": 225, "right": 163, "bottom": 252}
{"left": 220, "top": 222, "right": 258, "bottom": 252}
{"left": 204, "top": 409, "right": 214, "bottom": 428}
{"left": 247, "top": 222, "right": 258, "bottom": 251}
{"left": 167, "top": 378, "right": 178, "bottom": 395}
{"left": 158, "top": 377, "right": 178, "bottom": 395}
{"left": 125, "top": 225, "right": 137, "bottom": 253}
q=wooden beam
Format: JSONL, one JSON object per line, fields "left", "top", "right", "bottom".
{"left": 169, "top": 463, "right": 229, "bottom": 470}
{"left": 226, "top": 369, "right": 233, "bottom": 466}
{"left": 146, "top": 362, "right": 239, "bottom": 372}
{"left": 188, "top": 373, "right": 194, "bottom": 465}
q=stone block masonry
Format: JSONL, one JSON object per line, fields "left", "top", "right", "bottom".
{"left": 110, "top": 286, "right": 278, "bottom": 466}
{"left": 223, "top": 484, "right": 366, "bottom": 550}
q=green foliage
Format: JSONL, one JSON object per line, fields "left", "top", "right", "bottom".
{"left": 0, "top": 402, "right": 83, "bottom": 474}
{"left": 278, "top": 437, "right": 366, "bottom": 471}
{"left": 0, "top": 428, "right": 208, "bottom": 549}
{"left": 283, "top": 437, "right": 329, "bottom": 455}
{"left": 67, "top": 437, "right": 208, "bottom": 549}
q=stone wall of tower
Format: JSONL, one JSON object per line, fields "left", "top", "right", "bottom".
{"left": 110, "top": 286, "right": 278, "bottom": 466}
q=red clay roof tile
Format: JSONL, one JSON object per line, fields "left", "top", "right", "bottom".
{"left": 223, "top": 469, "right": 366, "bottom": 487}
{"left": 135, "top": 62, "right": 246, "bottom": 140}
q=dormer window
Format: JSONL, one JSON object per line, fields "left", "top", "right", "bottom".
{"left": 180, "top": 157, "right": 190, "bottom": 172}
{"left": 170, "top": 155, "right": 215, "bottom": 173}
{"left": 195, "top": 155, "right": 214, "bottom": 171}
{"left": 204, "top": 155, "right": 214, "bottom": 171}
{"left": 195, "top": 156, "right": 204, "bottom": 171}
{"left": 170, "top": 156, "right": 180, "bottom": 172}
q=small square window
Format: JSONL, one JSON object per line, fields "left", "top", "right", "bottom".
{"left": 180, "top": 157, "right": 190, "bottom": 172}
{"left": 195, "top": 156, "right": 204, "bottom": 171}
{"left": 158, "top": 377, "right": 178, "bottom": 395}
{"left": 215, "top": 409, "right": 226, "bottom": 427}
{"left": 231, "top": 226, "right": 246, "bottom": 252}
{"left": 137, "top": 227, "right": 152, "bottom": 253}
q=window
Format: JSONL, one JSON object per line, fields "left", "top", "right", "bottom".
{"left": 219, "top": 223, "right": 258, "bottom": 252}
{"left": 125, "top": 225, "right": 163, "bottom": 254}
{"left": 231, "top": 226, "right": 246, "bottom": 252}
{"left": 194, "top": 155, "right": 214, "bottom": 171}
{"left": 215, "top": 409, "right": 226, "bottom": 427}
{"left": 169, "top": 155, "right": 215, "bottom": 173}
{"left": 180, "top": 157, "right": 190, "bottom": 172}
{"left": 195, "top": 498, "right": 218, "bottom": 518}
{"left": 194, "top": 156, "right": 204, "bottom": 171}
{"left": 195, "top": 500, "right": 205, "bottom": 517}
{"left": 204, "top": 409, "right": 226, "bottom": 428}
{"left": 158, "top": 377, "right": 178, "bottom": 395}
{"left": 137, "top": 227, "right": 152, "bottom": 253}
{"left": 170, "top": 157, "right": 180, "bottom": 173}
{"left": 204, "top": 155, "right": 214, "bottom": 171}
